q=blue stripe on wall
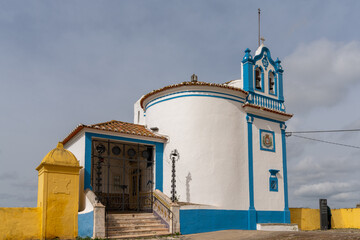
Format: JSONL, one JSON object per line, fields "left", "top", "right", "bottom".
{"left": 84, "top": 132, "right": 164, "bottom": 191}
{"left": 145, "top": 90, "right": 246, "bottom": 109}
{"left": 78, "top": 211, "right": 93, "bottom": 237}
{"left": 179, "top": 209, "right": 290, "bottom": 234}
{"left": 179, "top": 209, "right": 248, "bottom": 235}
{"left": 146, "top": 93, "right": 244, "bottom": 110}
{"left": 256, "top": 211, "right": 285, "bottom": 224}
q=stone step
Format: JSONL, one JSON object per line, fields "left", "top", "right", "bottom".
{"left": 106, "top": 212, "right": 169, "bottom": 239}
{"left": 107, "top": 213, "right": 154, "bottom": 219}
{"left": 107, "top": 218, "right": 161, "bottom": 225}
{"left": 107, "top": 227, "right": 169, "bottom": 235}
{"left": 107, "top": 223, "right": 165, "bottom": 229}
{"left": 106, "top": 231, "right": 170, "bottom": 239}
{"left": 107, "top": 216, "right": 158, "bottom": 221}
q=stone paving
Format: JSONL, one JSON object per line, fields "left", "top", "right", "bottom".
{"left": 143, "top": 229, "right": 360, "bottom": 240}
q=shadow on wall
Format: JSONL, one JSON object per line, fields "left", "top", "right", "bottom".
{"left": 186, "top": 172, "right": 192, "bottom": 202}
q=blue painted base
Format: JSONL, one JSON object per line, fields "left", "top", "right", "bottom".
{"left": 78, "top": 211, "right": 93, "bottom": 238}
{"left": 179, "top": 209, "right": 290, "bottom": 235}
{"left": 248, "top": 208, "right": 256, "bottom": 230}
{"left": 180, "top": 209, "right": 248, "bottom": 235}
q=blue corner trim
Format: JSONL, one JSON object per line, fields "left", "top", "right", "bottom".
{"left": 281, "top": 128, "right": 289, "bottom": 222}
{"left": 259, "top": 129, "right": 276, "bottom": 152}
{"left": 78, "top": 211, "right": 93, "bottom": 237}
{"left": 84, "top": 132, "right": 92, "bottom": 190}
{"left": 247, "top": 117, "right": 256, "bottom": 230}
{"left": 84, "top": 132, "right": 164, "bottom": 192}
{"left": 145, "top": 91, "right": 245, "bottom": 111}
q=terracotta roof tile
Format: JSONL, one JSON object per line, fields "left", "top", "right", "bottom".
{"left": 140, "top": 81, "right": 248, "bottom": 109}
{"left": 62, "top": 120, "right": 166, "bottom": 145}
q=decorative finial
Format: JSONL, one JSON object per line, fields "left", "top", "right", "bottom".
{"left": 191, "top": 74, "right": 198, "bottom": 82}
{"left": 242, "top": 48, "right": 253, "bottom": 63}
{"left": 260, "top": 37, "right": 265, "bottom": 45}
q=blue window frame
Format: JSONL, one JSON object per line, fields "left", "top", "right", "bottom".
{"left": 269, "top": 169, "right": 279, "bottom": 192}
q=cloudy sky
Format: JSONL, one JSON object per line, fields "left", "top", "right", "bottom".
{"left": 1, "top": 0, "right": 359, "bottom": 209}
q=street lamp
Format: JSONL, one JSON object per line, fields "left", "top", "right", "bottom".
{"left": 170, "top": 149, "right": 180, "bottom": 202}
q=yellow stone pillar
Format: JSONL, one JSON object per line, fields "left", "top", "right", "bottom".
{"left": 36, "top": 142, "right": 82, "bottom": 240}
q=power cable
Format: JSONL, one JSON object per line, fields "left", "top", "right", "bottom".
{"left": 286, "top": 129, "right": 360, "bottom": 134}
{"left": 291, "top": 134, "right": 360, "bottom": 149}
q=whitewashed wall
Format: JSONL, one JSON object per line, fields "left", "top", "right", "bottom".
{"left": 252, "top": 118, "right": 284, "bottom": 211}
{"left": 144, "top": 87, "right": 249, "bottom": 210}
{"left": 64, "top": 131, "right": 90, "bottom": 212}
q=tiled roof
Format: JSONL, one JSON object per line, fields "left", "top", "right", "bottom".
{"left": 62, "top": 120, "right": 166, "bottom": 145}
{"left": 140, "top": 81, "right": 248, "bottom": 109}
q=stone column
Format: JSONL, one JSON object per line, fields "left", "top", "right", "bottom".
{"left": 36, "top": 142, "right": 82, "bottom": 240}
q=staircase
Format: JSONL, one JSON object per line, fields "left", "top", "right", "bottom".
{"left": 106, "top": 212, "right": 170, "bottom": 239}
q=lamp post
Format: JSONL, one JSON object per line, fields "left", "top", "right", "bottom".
{"left": 170, "top": 149, "right": 179, "bottom": 202}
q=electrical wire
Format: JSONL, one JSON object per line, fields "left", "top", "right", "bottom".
{"left": 286, "top": 129, "right": 360, "bottom": 134}
{"left": 291, "top": 134, "right": 360, "bottom": 149}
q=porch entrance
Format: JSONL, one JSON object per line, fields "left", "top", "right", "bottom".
{"left": 91, "top": 139, "right": 154, "bottom": 212}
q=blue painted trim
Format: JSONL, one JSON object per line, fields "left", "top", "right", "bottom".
{"left": 243, "top": 55, "right": 254, "bottom": 92}
{"left": 84, "top": 132, "right": 92, "bottom": 190}
{"left": 179, "top": 209, "right": 248, "bottom": 234}
{"left": 256, "top": 211, "right": 286, "bottom": 224}
{"left": 253, "top": 47, "right": 277, "bottom": 72}
{"left": 145, "top": 93, "right": 245, "bottom": 111}
{"left": 78, "top": 211, "right": 93, "bottom": 237}
{"left": 259, "top": 129, "right": 276, "bottom": 152}
{"left": 145, "top": 90, "right": 245, "bottom": 109}
{"left": 254, "top": 65, "right": 264, "bottom": 93}
{"left": 268, "top": 70, "right": 278, "bottom": 97}
{"left": 246, "top": 115, "right": 256, "bottom": 230}
{"left": 179, "top": 209, "right": 290, "bottom": 234}
{"left": 281, "top": 127, "right": 290, "bottom": 223}
{"left": 278, "top": 71, "right": 284, "bottom": 101}
{"left": 84, "top": 132, "right": 164, "bottom": 192}
{"left": 247, "top": 113, "right": 285, "bottom": 124}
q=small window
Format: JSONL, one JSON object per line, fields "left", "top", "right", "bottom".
{"left": 255, "top": 68, "right": 262, "bottom": 90}
{"left": 269, "top": 169, "right": 279, "bottom": 192}
{"left": 269, "top": 72, "right": 275, "bottom": 94}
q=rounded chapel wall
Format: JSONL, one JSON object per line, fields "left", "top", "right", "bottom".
{"left": 144, "top": 88, "right": 249, "bottom": 209}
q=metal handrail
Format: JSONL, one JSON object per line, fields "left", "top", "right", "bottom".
{"left": 153, "top": 192, "right": 175, "bottom": 234}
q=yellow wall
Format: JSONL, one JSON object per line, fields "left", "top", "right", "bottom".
{"left": 290, "top": 208, "right": 320, "bottom": 230}
{"left": 0, "top": 207, "right": 41, "bottom": 240}
{"left": 331, "top": 208, "right": 360, "bottom": 229}
{"left": 290, "top": 207, "right": 360, "bottom": 230}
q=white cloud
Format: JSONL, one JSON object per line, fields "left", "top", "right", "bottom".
{"left": 284, "top": 39, "right": 360, "bottom": 115}
{"left": 294, "top": 181, "right": 356, "bottom": 198}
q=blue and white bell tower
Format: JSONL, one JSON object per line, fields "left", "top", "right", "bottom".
{"left": 242, "top": 43, "right": 285, "bottom": 110}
